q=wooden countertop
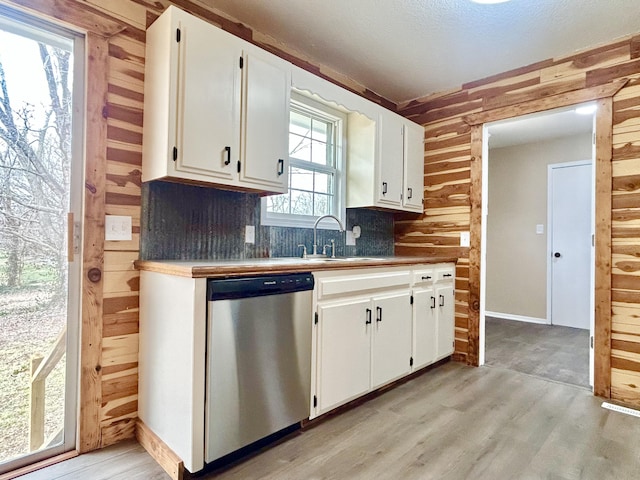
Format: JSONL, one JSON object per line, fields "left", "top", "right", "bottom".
{"left": 134, "top": 256, "right": 458, "bottom": 278}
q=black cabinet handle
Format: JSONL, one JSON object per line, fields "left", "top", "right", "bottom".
{"left": 430, "top": 296, "right": 436, "bottom": 309}
{"left": 224, "top": 146, "right": 231, "bottom": 165}
{"left": 407, "top": 187, "right": 413, "bottom": 199}
{"left": 382, "top": 182, "right": 388, "bottom": 195}
{"left": 376, "top": 306, "right": 382, "bottom": 323}
{"left": 439, "top": 295, "right": 445, "bottom": 307}
{"left": 443, "top": 273, "right": 452, "bottom": 278}
{"left": 422, "top": 275, "right": 432, "bottom": 280}
{"left": 366, "top": 308, "right": 372, "bottom": 325}
{"left": 277, "top": 158, "right": 284, "bottom": 176}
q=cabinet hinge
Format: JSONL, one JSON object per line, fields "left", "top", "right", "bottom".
{"left": 239, "top": 56, "right": 244, "bottom": 69}
{"left": 314, "top": 312, "right": 318, "bottom": 325}
{"left": 176, "top": 28, "right": 181, "bottom": 43}
{"left": 410, "top": 295, "right": 414, "bottom": 305}
{"left": 410, "top": 357, "right": 414, "bottom": 367}
{"left": 313, "top": 395, "right": 317, "bottom": 408}
{"left": 172, "top": 146, "right": 178, "bottom": 161}
{"left": 237, "top": 160, "right": 241, "bottom": 173}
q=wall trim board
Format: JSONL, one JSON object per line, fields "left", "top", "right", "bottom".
{"left": 79, "top": 31, "right": 109, "bottom": 453}
{"left": 463, "top": 79, "right": 628, "bottom": 126}
{"left": 485, "top": 311, "right": 549, "bottom": 325}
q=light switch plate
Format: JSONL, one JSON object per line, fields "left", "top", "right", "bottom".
{"left": 245, "top": 225, "right": 255, "bottom": 244}
{"left": 105, "top": 215, "right": 132, "bottom": 241}
{"left": 536, "top": 224, "right": 545, "bottom": 234}
{"left": 460, "top": 231, "right": 470, "bottom": 247}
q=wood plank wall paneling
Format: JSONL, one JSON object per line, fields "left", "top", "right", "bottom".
{"left": 395, "top": 33, "right": 640, "bottom": 407}
{"left": 4, "top": 0, "right": 406, "bottom": 455}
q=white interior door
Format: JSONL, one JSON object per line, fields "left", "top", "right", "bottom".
{"left": 549, "top": 162, "right": 592, "bottom": 330}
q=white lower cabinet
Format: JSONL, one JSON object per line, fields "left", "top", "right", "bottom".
{"left": 311, "top": 264, "right": 454, "bottom": 418}
{"left": 412, "top": 264, "right": 456, "bottom": 370}
{"left": 371, "top": 291, "right": 412, "bottom": 388}
{"left": 316, "top": 298, "right": 372, "bottom": 413}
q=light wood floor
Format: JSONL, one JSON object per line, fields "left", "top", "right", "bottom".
{"left": 485, "top": 316, "right": 590, "bottom": 388}
{"left": 19, "top": 362, "right": 640, "bottom": 480}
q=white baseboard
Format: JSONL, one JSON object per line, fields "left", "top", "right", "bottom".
{"left": 484, "top": 311, "right": 549, "bottom": 325}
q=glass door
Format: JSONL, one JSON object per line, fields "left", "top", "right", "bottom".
{"left": 0, "top": 5, "right": 83, "bottom": 474}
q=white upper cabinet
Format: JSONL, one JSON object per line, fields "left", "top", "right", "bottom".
{"left": 142, "top": 6, "right": 289, "bottom": 194}
{"left": 346, "top": 108, "right": 425, "bottom": 213}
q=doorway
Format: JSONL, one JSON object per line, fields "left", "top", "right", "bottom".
{"left": 0, "top": 6, "right": 84, "bottom": 474}
{"left": 480, "top": 104, "right": 595, "bottom": 389}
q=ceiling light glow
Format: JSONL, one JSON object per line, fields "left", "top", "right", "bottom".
{"left": 575, "top": 105, "right": 597, "bottom": 115}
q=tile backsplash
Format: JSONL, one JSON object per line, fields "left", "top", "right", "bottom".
{"left": 140, "top": 181, "right": 395, "bottom": 260}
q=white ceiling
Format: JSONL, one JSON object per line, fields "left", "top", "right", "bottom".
{"left": 487, "top": 103, "right": 595, "bottom": 149}
{"left": 202, "top": 0, "right": 640, "bottom": 104}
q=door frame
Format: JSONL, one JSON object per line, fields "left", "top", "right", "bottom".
{"left": 464, "top": 79, "right": 625, "bottom": 398}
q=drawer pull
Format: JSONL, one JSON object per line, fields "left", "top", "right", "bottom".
{"left": 443, "top": 273, "right": 452, "bottom": 278}
{"left": 376, "top": 306, "right": 382, "bottom": 323}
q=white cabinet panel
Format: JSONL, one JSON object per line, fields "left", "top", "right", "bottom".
{"left": 436, "top": 284, "right": 455, "bottom": 360}
{"left": 403, "top": 121, "right": 425, "bottom": 212}
{"left": 240, "top": 50, "right": 290, "bottom": 192}
{"left": 413, "top": 287, "right": 437, "bottom": 369}
{"left": 176, "top": 13, "right": 240, "bottom": 182}
{"left": 317, "top": 298, "right": 372, "bottom": 413}
{"left": 377, "top": 112, "right": 404, "bottom": 207}
{"left": 371, "top": 291, "right": 412, "bottom": 388}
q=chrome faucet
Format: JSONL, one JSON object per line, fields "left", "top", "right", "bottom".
{"left": 312, "top": 214, "right": 345, "bottom": 256}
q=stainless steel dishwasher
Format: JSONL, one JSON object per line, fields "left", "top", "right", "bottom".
{"left": 205, "top": 272, "right": 314, "bottom": 464}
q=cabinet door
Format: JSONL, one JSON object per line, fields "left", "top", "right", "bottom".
{"left": 175, "top": 13, "right": 240, "bottom": 182}
{"left": 436, "top": 284, "right": 455, "bottom": 359}
{"left": 371, "top": 291, "right": 412, "bottom": 388}
{"left": 376, "top": 113, "right": 404, "bottom": 207}
{"left": 240, "top": 50, "right": 290, "bottom": 193}
{"left": 402, "top": 122, "right": 425, "bottom": 212}
{"left": 413, "top": 287, "right": 437, "bottom": 370}
{"left": 317, "top": 298, "right": 371, "bottom": 412}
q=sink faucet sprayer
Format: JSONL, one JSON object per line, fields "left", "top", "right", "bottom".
{"left": 312, "top": 214, "right": 344, "bottom": 256}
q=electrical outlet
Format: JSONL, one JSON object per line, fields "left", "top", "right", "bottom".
{"left": 105, "top": 215, "right": 132, "bottom": 241}
{"left": 245, "top": 225, "right": 255, "bottom": 244}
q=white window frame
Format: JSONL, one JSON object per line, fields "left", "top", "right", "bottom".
{"left": 261, "top": 92, "right": 346, "bottom": 230}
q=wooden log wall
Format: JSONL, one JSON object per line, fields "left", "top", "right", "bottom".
{"left": 5, "top": 0, "right": 397, "bottom": 452}
{"left": 395, "top": 34, "right": 640, "bottom": 406}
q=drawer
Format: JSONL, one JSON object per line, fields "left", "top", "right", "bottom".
{"left": 435, "top": 266, "right": 455, "bottom": 282}
{"left": 316, "top": 270, "right": 411, "bottom": 300}
{"left": 412, "top": 268, "right": 435, "bottom": 285}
